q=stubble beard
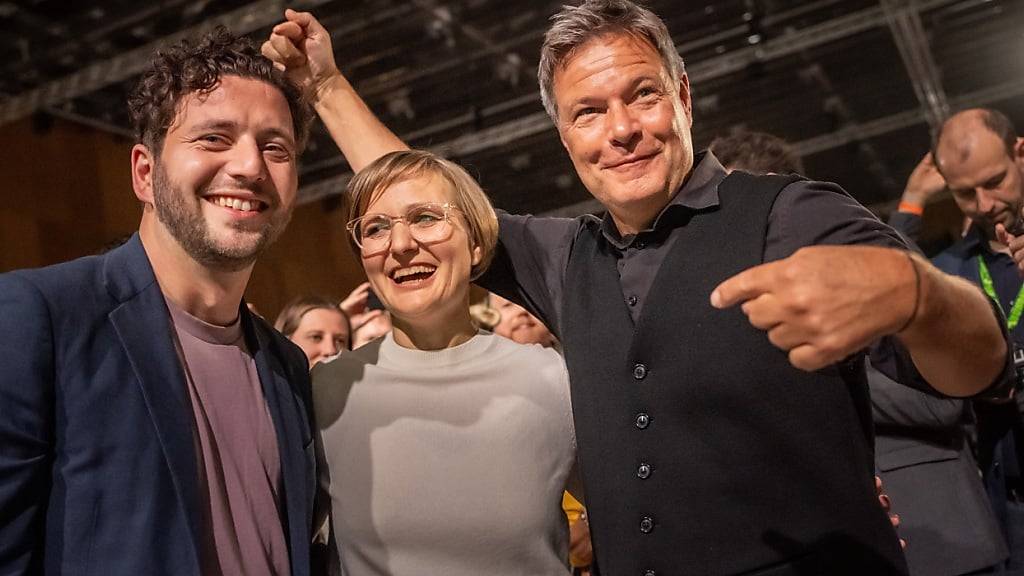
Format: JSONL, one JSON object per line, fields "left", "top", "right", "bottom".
{"left": 151, "top": 162, "right": 292, "bottom": 272}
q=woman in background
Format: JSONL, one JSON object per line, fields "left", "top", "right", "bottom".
{"left": 274, "top": 295, "right": 351, "bottom": 366}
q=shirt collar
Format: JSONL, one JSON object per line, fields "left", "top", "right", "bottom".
{"left": 164, "top": 294, "right": 244, "bottom": 346}
{"left": 600, "top": 150, "right": 728, "bottom": 249}
{"left": 949, "top": 223, "right": 993, "bottom": 259}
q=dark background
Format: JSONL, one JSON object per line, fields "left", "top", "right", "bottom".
{"left": 1, "top": 0, "right": 1021, "bottom": 315}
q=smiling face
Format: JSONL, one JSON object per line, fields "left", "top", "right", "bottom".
{"left": 137, "top": 74, "right": 299, "bottom": 271}
{"left": 359, "top": 173, "right": 482, "bottom": 329}
{"left": 291, "top": 307, "right": 350, "bottom": 365}
{"left": 553, "top": 33, "right": 693, "bottom": 235}
{"left": 491, "top": 293, "right": 557, "bottom": 348}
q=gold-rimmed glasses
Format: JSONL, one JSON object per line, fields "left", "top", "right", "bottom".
{"left": 346, "top": 202, "right": 460, "bottom": 255}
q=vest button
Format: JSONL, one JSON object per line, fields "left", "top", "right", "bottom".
{"left": 627, "top": 295, "right": 638, "bottom": 307}
{"left": 633, "top": 363, "right": 647, "bottom": 380}
{"left": 635, "top": 412, "right": 650, "bottom": 429}
{"left": 643, "top": 571, "right": 656, "bottom": 576}
{"left": 640, "top": 515, "right": 654, "bottom": 533}
{"left": 637, "top": 462, "right": 652, "bottom": 479}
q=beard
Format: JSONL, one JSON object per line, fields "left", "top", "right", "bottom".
{"left": 151, "top": 162, "right": 292, "bottom": 272}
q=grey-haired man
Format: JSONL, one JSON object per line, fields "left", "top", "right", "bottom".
{"left": 265, "top": 2, "right": 1012, "bottom": 574}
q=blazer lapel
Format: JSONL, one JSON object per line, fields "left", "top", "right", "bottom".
{"left": 104, "top": 235, "right": 203, "bottom": 564}
{"left": 109, "top": 284, "right": 203, "bottom": 560}
{"left": 245, "top": 311, "right": 311, "bottom": 576}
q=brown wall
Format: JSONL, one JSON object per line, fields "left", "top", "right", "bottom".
{"left": 0, "top": 115, "right": 365, "bottom": 322}
{"left": 1, "top": 116, "right": 139, "bottom": 269}
{"left": 249, "top": 198, "right": 366, "bottom": 321}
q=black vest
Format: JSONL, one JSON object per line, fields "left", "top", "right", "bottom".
{"left": 561, "top": 173, "right": 907, "bottom": 576}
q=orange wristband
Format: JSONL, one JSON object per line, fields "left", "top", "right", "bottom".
{"left": 898, "top": 201, "right": 924, "bottom": 216}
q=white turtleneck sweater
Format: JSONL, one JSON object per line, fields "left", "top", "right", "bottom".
{"left": 312, "top": 331, "right": 576, "bottom": 576}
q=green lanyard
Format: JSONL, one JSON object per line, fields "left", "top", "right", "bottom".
{"left": 977, "top": 256, "right": 1024, "bottom": 330}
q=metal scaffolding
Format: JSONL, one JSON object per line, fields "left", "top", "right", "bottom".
{"left": 0, "top": 0, "right": 331, "bottom": 126}
{"left": 881, "top": 0, "right": 951, "bottom": 133}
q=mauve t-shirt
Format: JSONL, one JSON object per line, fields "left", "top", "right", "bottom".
{"left": 167, "top": 298, "right": 291, "bottom": 576}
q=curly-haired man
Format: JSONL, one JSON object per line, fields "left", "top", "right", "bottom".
{"left": 0, "top": 27, "right": 316, "bottom": 576}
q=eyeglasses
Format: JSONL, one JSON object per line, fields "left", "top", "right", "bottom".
{"left": 346, "top": 202, "right": 460, "bottom": 254}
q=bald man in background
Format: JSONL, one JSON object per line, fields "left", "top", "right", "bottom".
{"left": 928, "top": 108, "right": 1024, "bottom": 571}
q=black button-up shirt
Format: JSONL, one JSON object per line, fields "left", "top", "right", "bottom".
{"left": 481, "top": 150, "right": 1013, "bottom": 397}
{"left": 488, "top": 151, "right": 905, "bottom": 328}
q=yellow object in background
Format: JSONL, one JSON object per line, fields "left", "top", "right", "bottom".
{"left": 562, "top": 491, "right": 585, "bottom": 523}
{"left": 562, "top": 491, "right": 590, "bottom": 569}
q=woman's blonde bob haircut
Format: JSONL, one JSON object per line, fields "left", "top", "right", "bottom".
{"left": 345, "top": 150, "right": 499, "bottom": 280}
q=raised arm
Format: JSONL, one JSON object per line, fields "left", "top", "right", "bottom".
{"left": 888, "top": 152, "right": 948, "bottom": 248}
{"left": 262, "top": 9, "right": 408, "bottom": 171}
{"left": 898, "top": 152, "right": 947, "bottom": 220}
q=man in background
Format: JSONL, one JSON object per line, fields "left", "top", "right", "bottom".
{"left": 928, "top": 108, "right": 1024, "bottom": 571}
{"left": 708, "top": 130, "right": 805, "bottom": 175}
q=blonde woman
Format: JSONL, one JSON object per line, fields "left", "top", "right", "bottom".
{"left": 274, "top": 295, "right": 351, "bottom": 366}
{"left": 312, "top": 150, "right": 578, "bottom": 576}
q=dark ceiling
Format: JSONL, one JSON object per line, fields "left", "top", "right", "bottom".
{"left": 2, "top": 0, "right": 1022, "bottom": 217}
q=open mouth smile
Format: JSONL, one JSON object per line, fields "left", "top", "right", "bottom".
{"left": 390, "top": 265, "right": 437, "bottom": 285}
{"left": 206, "top": 195, "right": 268, "bottom": 214}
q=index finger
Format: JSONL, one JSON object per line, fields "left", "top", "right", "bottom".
{"left": 710, "top": 261, "right": 779, "bottom": 309}
{"left": 340, "top": 282, "right": 372, "bottom": 313}
{"left": 354, "top": 309, "right": 384, "bottom": 329}
{"left": 996, "top": 223, "right": 1013, "bottom": 247}
{"left": 346, "top": 281, "right": 370, "bottom": 299}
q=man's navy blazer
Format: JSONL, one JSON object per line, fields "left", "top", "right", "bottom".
{"left": 0, "top": 234, "right": 317, "bottom": 575}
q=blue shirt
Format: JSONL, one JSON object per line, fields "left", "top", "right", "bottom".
{"left": 934, "top": 225, "right": 1024, "bottom": 346}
